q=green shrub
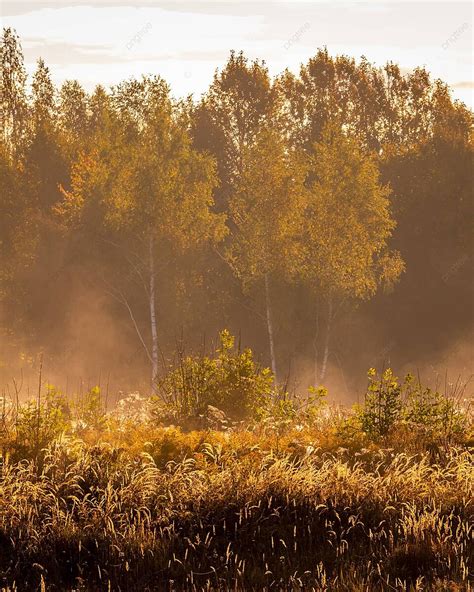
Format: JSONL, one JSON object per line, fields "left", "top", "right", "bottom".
{"left": 402, "top": 374, "right": 468, "bottom": 444}
{"left": 359, "top": 368, "right": 402, "bottom": 440}
{"left": 358, "top": 368, "right": 470, "bottom": 445}
{"left": 14, "top": 384, "right": 70, "bottom": 459}
{"left": 73, "top": 386, "right": 106, "bottom": 431}
{"left": 299, "top": 386, "right": 328, "bottom": 425}
{"left": 153, "top": 330, "right": 274, "bottom": 420}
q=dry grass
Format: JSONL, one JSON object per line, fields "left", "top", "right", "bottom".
{"left": 0, "top": 427, "right": 472, "bottom": 591}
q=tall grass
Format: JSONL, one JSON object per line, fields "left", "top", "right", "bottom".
{"left": 0, "top": 361, "right": 472, "bottom": 590}
{"left": 0, "top": 432, "right": 472, "bottom": 590}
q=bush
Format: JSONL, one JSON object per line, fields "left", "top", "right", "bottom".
{"left": 359, "top": 368, "right": 402, "bottom": 440}
{"left": 358, "top": 368, "right": 470, "bottom": 446}
{"left": 14, "top": 384, "right": 70, "bottom": 459}
{"left": 402, "top": 374, "right": 469, "bottom": 444}
{"left": 153, "top": 330, "right": 275, "bottom": 421}
{"left": 73, "top": 385, "right": 106, "bottom": 431}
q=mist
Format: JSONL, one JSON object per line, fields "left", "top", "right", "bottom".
{"left": 1, "top": 30, "right": 472, "bottom": 409}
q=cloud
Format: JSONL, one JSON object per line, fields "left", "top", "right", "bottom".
{"left": 2, "top": 1, "right": 472, "bottom": 107}
{"left": 452, "top": 81, "right": 474, "bottom": 88}
{"left": 4, "top": 5, "right": 265, "bottom": 51}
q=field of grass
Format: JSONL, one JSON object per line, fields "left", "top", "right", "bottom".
{"left": 0, "top": 413, "right": 472, "bottom": 590}
{"left": 0, "top": 357, "right": 472, "bottom": 591}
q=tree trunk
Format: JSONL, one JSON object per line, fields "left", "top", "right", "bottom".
{"left": 319, "top": 297, "right": 333, "bottom": 383}
{"left": 264, "top": 273, "right": 278, "bottom": 382}
{"left": 313, "top": 301, "right": 320, "bottom": 387}
{"left": 149, "top": 235, "right": 159, "bottom": 389}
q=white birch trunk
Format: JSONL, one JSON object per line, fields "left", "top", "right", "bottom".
{"left": 313, "top": 301, "right": 320, "bottom": 387}
{"left": 319, "top": 297, "right": 333, "bottom": 382}
{"left": 264, "top": 273, "right": 278, "bottom": 382}
{"left": 149, "top": 235, "right": 159, "bottom": 389}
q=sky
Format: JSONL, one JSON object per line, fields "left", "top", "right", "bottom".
{"left": 1, "top": 0, "right": 473, "bottom": 108}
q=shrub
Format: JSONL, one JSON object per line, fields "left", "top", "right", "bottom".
{"left": 299, "top": 386, "right": 328, "bottom": 425}
{"left": 153, "top": 330, "right": 274, "bottom": 421}
{"left": 358, "top": 368, "right": 470, "bottom": 446}
{"left": 14, "top": 384, "right": 70, "bottom": 459}
{"left": 359, "top": 368, "right": 402, "bottom": 440}
{"left": 73, "top": 385, "right": 106, "bottom": 431}
{"left": 402, "top": 374, "right": 469, "bottom": 444}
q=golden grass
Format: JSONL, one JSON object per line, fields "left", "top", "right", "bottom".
{"left": 0, "top": 428, "right": 472, "bottom": 591}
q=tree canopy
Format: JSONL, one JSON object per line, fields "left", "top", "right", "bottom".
{"left": 1, "top": 28, "right": 472, "bottom": 392}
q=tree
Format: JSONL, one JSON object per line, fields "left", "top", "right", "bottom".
{"left": 59, "top": 76, "right": 227, "bottom": 387}
{"left": 378, "top": 116, "right": 473, "bottom": 356}
{"left": 0, "top": 142, "right": 37, "bottom": 303}
{"left": 0, "top": 27, "right": 27, "bottom": 158}
{"left": 26, "top": 58, "right": 66, "bottom": 211}
{"left": 88, "top": 85, "right": 111, "bottom": 137}
{"left": 277, "top": 49, "right": 386, "bottom": 152}
{"left": 192, "top": 51, "right": 278, "bottom": 208}
{"left": 227, "top": 129, "right": 306, "bottom": 381}
{"left": 58, "top": 79, "right": 89, "bottom": 160}
{"left": 31, "top": 58, "right": 55, "bottom": 129}
{"left": 300, "top": 125, "right": 404, "bottom": 383}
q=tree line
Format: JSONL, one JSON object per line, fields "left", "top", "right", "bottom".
{"left": 1, "top": 28, "right": 472, "bottom": 393}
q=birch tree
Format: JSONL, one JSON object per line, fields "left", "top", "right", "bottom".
{"left": 0, "top": 27, "right": 27, "bottom": 158}
{"left": 192, "top": 51, "right": 278, "bottom": 208}
{"left": 300, "top": 125, "right": 404, "bottom": 383}
{"left": 227, "top": 129, "right": 306, "bottom": 381}
{"left": 59, "top": 76, "right": 226, "bottom": 387}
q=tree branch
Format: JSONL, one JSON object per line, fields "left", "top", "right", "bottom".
{"left": 102, "top": 278, "right": 153, "bottom": 364}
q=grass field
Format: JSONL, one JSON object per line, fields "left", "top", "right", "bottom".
{"left": 0, "top": 373, "right": 472, "bottom": 591}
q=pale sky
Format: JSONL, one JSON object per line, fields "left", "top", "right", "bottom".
{"left": 1, "top": 0, "right": 472, "bottom": 108}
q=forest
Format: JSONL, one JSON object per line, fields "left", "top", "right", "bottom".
{"left": 1, "top": 27, "right": 472, "bottom": 397}
{"left": 0, "top": 25, "right": 473, "bottom": 591}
